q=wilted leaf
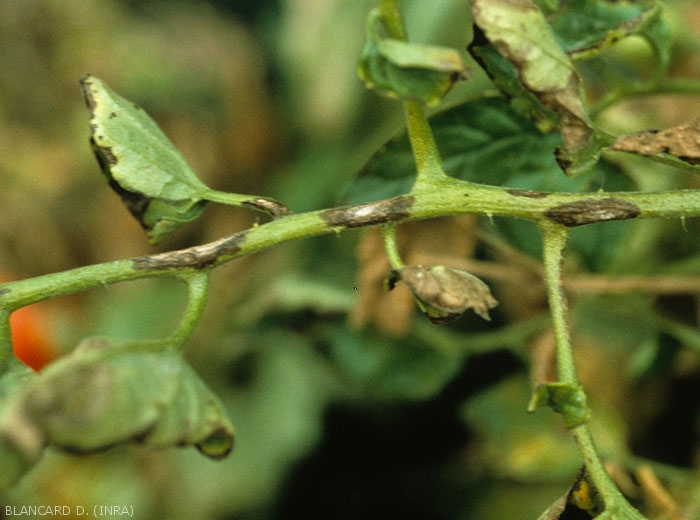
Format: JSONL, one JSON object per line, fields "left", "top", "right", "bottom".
{"left": 468, "top": 25, "right": 558, "bottom": 132}
{"left": 528, "top": 381, "right": 589, "bottom": 428}
{"left": 358, "top": 8, "right": 467, "bottom": 106}
{"left": 350, "top": 217, "right": 479, "bottom": 335}
{"left": 610, "top": 117, "right": 700, "bottom": 168}
{"left": 0, "top": 358, "right": 38, "bottom": 489}
{"left": 470, "top": 0, "right": 611, "bottom": 176}
{"left": 0, "top": 336, "right": 234, "bottom": 487}
{"left": 388, "top": 265, "right": 498, "bottom": 323}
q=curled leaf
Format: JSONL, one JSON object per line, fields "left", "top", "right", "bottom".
{"left": 0, "top": 336, "right": 234, "bottom": 484}
{"left": 358, "top": 8, "right": 467, "bottom": 106}
{"left": 81, "top": 75, "right": 211, "bottom": 244}
{"left": 81, "top": 75, "right": 291, "bottom": 244}
{"left": 0, "top": 358, "right": 38, "bottom": 489}
{"left": 387, "top": 265, "right": 498, "bottom": 323}
{"left": 610, "top": 117, "right": 700, "bottom": 168}
{"left": 470, "top": 0, "right": 610, "bottom": 176}
{"left": 528, "top": 382, "right": 589, "bottom": 428}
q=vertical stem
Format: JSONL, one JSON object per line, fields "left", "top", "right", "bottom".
{"left": 382, "top": 223, "right": 405, "bottom": 269}
{"left": 378, "top": 0, "right": 407, "bottom": 40}
{"left": 169, "top": 271, "right": 210, "bottom": 351}
{"left": 0, "top": 311, "right": 12, "bottom": 373}
{"left": 539, "top": 221, "right": 577, "bottom": 385}
{"left": 377, "top": 0, "right": 448, "bottom": 186}
{"left": 539, "top": 220, "right": 647, "bottom": 519}
{"left": 403, "top": 101, "right": 448, "bottom": 185}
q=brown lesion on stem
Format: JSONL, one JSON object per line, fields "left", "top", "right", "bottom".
{"left": 505, "top": 188, "right": 550, "bottom": 199}
{"left": 320, "top": 195, "right": 415, "bottom": 229}
{"left": 132, "top": 230, "right": 249, "bottom": 271}
{"left": 242, "top": 198, "right": 293, "bottom": 219}
{"left": 544, "top": 198, "right": 641, "bottom": 227}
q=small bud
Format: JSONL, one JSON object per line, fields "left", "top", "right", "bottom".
{"left": 528, "top": 382, "right": 589, "bottom": 428}
{"left": 387, "top": 265, "right": 498, "bottom": 324}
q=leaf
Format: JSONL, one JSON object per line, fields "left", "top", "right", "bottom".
{"left": 528, "top": 382, "right": 590, "bottom": 428}
{"left": 81, "top": 76, "right": 292, "bottom": 244}
{"left": 468, "top": 25, "right": 558, "bottom": 132}
{"left": 0, "top": 358, "right": 38, "bottom": 489}
{"left": 0, "top": 336, "right": 234, "bottom": 488}
{"left": 387, "top": 265, "right": 498, "bottom": 323}
{"left": 610, "top": 117, "right": 700, "bottom": 169}
{"left": 348, "top": 96, "right": 630, "bottom": 200}
{"left": 327, "top": 326, "right": 463, "bottom": 400}
{"left": 549, "top": 0, "right": 666, "bottom": 61}
{"left": 469, "top": 0, "right": 611, "bottom": 176}
{"left": 81, "top": 75, "right": 212, "bottom": 244}
{"left": 358, "top": 8, "right": 467, "bottom": 106}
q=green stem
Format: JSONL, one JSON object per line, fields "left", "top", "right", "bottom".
{"left": 377, "top": 0, "right": 448, "bottom": 187}
{"left": 539, "top": 220, "right": 646, "bottom": 518}
{"left": 381, "top": 223, "right": 405, "bottom": 269}
{"left": 404, "top": 101, "right": 449, "bottom": 186}
{"left": 169, "top": 271, "right": 210, "bottom": 350}
{"left": 539, "top": 221, "right": 577, "bottom": 384}
{"left": 3, "top": 179, "right": 700, "bottom": 314}
{"left": 0, "top": 311, "right": 11, "bottom": 373}
{"left": 378, "top": 0, "right": 407, "bottom": 40}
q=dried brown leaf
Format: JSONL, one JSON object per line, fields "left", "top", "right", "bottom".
{"left": 611, "top": 117, "right": 700, "bottom": 165}
{"left": 349, "top": 216, "right": 478, "bottom": 335}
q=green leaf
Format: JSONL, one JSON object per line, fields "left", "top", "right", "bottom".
{"left": 549, "top": 0, "right": 667, "bottom": 63}
{"left": 348, "top": 97, "right": 627, "bottom": 201}
{"left": 327, "top": 326, "right": 463, "bottom": 401}
{"left": 358, "top": 8, "right": 467, "bottom": 106}
{"left": 528, "top": 382, "right": 589, "bottom": 428}
{"left": 469, "top": 0, "right": 611, "bottom": 176}
{"left": 0, "top": 358, "right": 37, "bottom": 489}
{"left": 81, "top": 75, "right": 211, "bottom": 244}
{"left": 80, "top": 75, "right": 291, "bottom": 244}
{"left": 0, "top": 336, "right": 234, "bottom": 486}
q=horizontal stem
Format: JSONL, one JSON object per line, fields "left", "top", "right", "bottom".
{"left": 3, "top": 178, "right": 700, "bottom": 310}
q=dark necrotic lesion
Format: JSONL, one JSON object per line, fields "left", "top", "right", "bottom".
{"left": 320, "top": 196, "right": 415, "bottom": 229}
{"left": 544, "top": 198, "right": 641, "bottom": 227}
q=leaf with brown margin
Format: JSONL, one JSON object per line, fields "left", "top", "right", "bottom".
{"left": 470, "top": 0, "right": 612, "bottom": 176}
{"left": 610, "top": 117, "right": 700, "bottom": 168}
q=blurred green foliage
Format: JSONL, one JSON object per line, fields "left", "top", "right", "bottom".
{"left": 2, "top": 0, "right": 700, "bottom": 518}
